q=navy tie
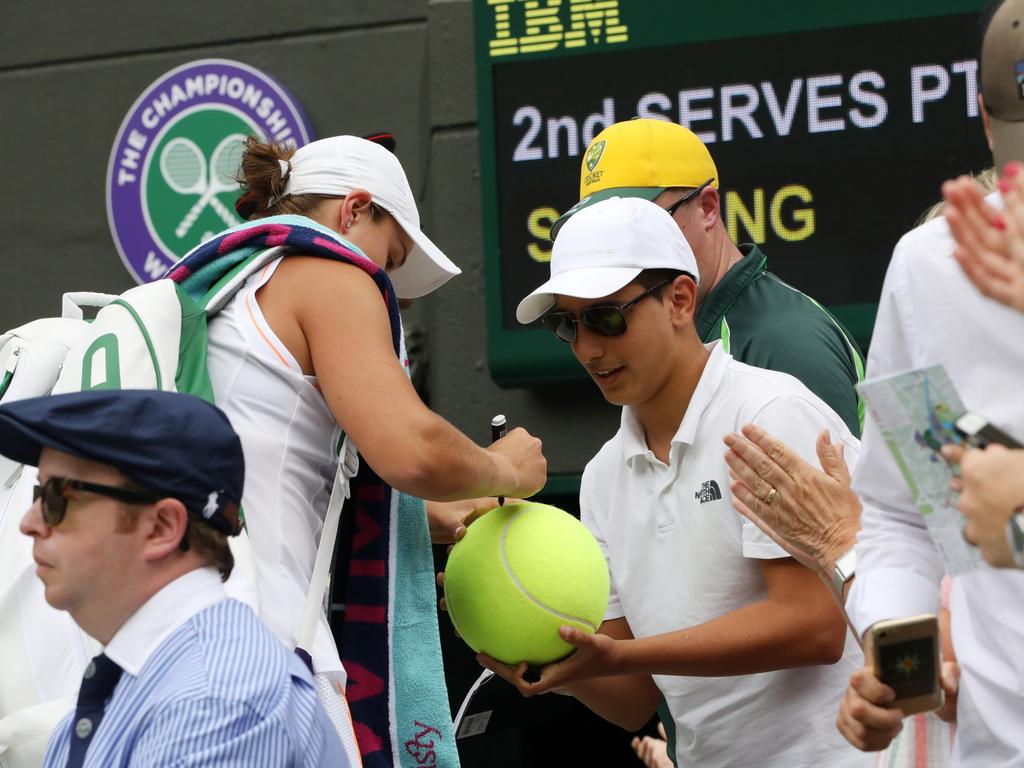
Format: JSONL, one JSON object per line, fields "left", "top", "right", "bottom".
{"left": 65, "top": 653, "right": 123, "bottom": 768}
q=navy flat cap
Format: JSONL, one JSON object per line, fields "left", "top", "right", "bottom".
{"left": 0, "top": 390, "right": 244, "bottom": 535}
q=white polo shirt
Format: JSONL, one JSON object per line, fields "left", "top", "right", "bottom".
{"left": 581, "top": 341, "right": 869, "bottom": 768}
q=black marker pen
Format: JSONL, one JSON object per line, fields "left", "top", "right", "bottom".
{"left": 491, "top": 414, "right": 507, "bottom": 507}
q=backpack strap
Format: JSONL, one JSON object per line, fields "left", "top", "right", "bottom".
{"left": 297, "top": 435, "right": 360, "bottom": 654}
{"left": 60, "top": 292, "right": 118, "bottom": 320}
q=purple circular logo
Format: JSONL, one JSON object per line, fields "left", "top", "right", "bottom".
{"left": 106, "top": 59, "right": 314, "bottom": 283}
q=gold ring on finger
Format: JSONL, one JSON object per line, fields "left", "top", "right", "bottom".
{"left": 764, "top": 486, "right": 777, "bottom": 505}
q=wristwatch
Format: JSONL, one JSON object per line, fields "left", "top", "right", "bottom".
{"left": 831, "top": 548, "right": 857, "bottom": 598}
{"left": 1007, "top": 508, "right": 1024, "bottom": 570}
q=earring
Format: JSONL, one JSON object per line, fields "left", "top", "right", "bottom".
{"left": 345, "top": 219, "right": 353, "bottom": 230}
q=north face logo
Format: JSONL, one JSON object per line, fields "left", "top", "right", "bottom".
{"left": 695, "top": 480, "right": 722, "bottom": 504}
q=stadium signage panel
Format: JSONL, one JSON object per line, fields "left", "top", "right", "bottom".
{"left": 107, "top": 59, "right": 314, "bottom": 284}
{"left": 475, "top": 1, "right": 989, "bottom": 385}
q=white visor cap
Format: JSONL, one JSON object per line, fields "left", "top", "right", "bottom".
{"left": 284, "top": 136, "right": 461, "bottom": 299}
{"left": 516, "top": 196, "right": 700, "bottom": 324}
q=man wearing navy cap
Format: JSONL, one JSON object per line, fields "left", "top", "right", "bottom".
{"left": 4, "top": 389, "right": 344, "bottom": 767}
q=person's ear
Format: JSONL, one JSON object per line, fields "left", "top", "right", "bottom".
{"left": 142, "top": 498, "right": 190, "bottom": 561}
{"left": 697, "top": 185, "right": 721, "bottom": 231}
{"left": 338, "top": 189, "right": 374, "bottom": 233}
{"left": 667, "top": 274, "right": 699, "bottom": 326}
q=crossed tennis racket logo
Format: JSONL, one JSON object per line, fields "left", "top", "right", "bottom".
{"left": 159, "top": 134, "right": 246, "bottom": 239}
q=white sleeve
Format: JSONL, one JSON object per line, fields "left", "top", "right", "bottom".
{"left": 580, "top": 464, "right": 623, "bottom": 622}
{"left": 746, "top": 393, "right": 860, "bottom": 560}
{"left": 846, "top": 244, "right": 943, "bottom": 636}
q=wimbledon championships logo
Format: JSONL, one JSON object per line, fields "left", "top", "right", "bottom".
{"left": 107, "top": 59, "right": 314, "bottom": 283}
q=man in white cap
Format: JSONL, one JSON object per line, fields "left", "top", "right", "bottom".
{"left": 482, "top": 196, "right": 870, "bottom": 767}
{"left": 551, "top": 118, "right": 865, "bottom": 438}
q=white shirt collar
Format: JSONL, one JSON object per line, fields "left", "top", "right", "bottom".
{"left": 104, "top": 567, "right": 227, "bottom": 676}
{"left": 621, "top": 341, "right": 731, "bottom": 467}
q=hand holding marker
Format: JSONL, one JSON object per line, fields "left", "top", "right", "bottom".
{"left": 491, "top": 414, "right": 507, "bottom": 507}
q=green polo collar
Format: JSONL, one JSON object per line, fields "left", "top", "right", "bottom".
{"left": 695, "top": 243, "right": 766, "bottom": 341}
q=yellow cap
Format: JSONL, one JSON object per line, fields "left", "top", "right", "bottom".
{"left": 551, "top": 119, "right": 718, "bottom": 240}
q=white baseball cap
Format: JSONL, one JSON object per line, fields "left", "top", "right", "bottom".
{"left": 283, "top": 135, "right": 461, "bottom": 299}
{"left": 516, "top": 196, "right": 700, "bottom": 324}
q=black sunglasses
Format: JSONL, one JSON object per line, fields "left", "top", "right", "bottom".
{"left": 542, "top": 279, "right": 672, "bottom": 344}
{"left": 33, "top": 476, "right": 159, "bottom": 527}
{"left": 664, "top": 178, "right": 715, "bottom": 217}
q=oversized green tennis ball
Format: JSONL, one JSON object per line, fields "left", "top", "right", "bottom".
{"left": 443, "top": 501, "right": 610, "bottom": 665}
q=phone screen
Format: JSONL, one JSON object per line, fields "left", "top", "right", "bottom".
{"left": 877, "top": 636, "right": 937, "bottom": 699}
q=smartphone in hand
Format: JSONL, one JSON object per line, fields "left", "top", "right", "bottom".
{"left": 865, "top": 614, "right": 942, "bottom": 715}
{"left": 955, "top": 413, "right": 1023, "bottom": 449}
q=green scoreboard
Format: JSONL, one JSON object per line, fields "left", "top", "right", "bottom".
{"left": 474, "top": 0, "right": 989, "bottom": 386}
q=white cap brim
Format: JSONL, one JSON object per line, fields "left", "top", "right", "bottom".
{"left": 384, "top": 212, "right": 462, "bottom": 299}
{"left": 515, "top": 266, "right": 642, "bottom": 324}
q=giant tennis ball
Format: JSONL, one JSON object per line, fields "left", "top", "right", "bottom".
{"left": 443, "top": 501, "right": 610, "bottom": 665}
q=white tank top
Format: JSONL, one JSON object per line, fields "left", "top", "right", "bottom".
{"left": 207, "top": 256, "right": 344, "bottom": 675}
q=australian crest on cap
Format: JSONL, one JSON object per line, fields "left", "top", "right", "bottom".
{"left": 586, "top": 140, "right": 607, "bottom": 172}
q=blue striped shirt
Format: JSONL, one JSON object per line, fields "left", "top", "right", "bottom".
{"left": 43, "top": 570, "right": 342, "bottom": 767}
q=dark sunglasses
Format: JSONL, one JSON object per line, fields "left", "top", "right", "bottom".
{"left": 542, "top": 279, "right": 672, "bottom": 344}
{"left": 664, "top": 178, "right": 715, "bottom": 217}
{"left": 33, "top": 476, "right": 159, "bottom": 527}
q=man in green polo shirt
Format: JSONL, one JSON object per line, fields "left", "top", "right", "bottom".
{"left": 553, "top": 118, "right": 864, "bottom": 436}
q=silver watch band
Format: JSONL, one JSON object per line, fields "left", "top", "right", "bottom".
{"left": 831, "top": 548, "right": 857, "bottom": 598}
